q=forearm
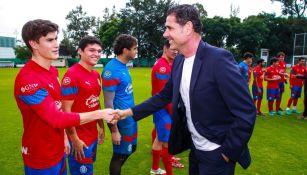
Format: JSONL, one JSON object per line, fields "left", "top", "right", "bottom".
{"left": 65, "top": 127, "right": 79, "bottom": 141}
{"left": 79, "top": 110, "right": 107, "bottom": 125}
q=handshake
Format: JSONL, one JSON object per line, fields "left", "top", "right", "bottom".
{"left": 99, "top": 108, "right": 133, "bottom": 124}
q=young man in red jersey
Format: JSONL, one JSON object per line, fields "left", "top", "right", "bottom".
{"left": 285, "top": 57, "right": 306, "bottom": 115}
{"left": 61, "top": 36, "right": 105, "bottom": 175}
{"left": 277, "top": 52, "right": 289, "bottom": 111}
{"left": 14, "top": 19, "right": 116, "bottom": 175}
{"left": 150, "top": 40, "right": 184, "bottom": 175}
{"left": 265, "top": 57, "right": 283, "bottom": 116}
{"left": 252, "top": 59, "right": 265, "bottom": 116}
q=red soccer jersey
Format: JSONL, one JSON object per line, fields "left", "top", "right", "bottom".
{"left": 290, "top": 64, "right": 305, "bottom": 86}
{"left": 278, "top": 61, "right": 286, "bottom": 82}
{"left": 61, "top": 64, "right": 101, "bottom": 146}
{"left": 248, "top": 66, "right": 252, "bottom": 84}
{"left": 14, "top": 59, "right": 80, "bottom": 169}
{"left": 265, "top": 66, "right": 280, "bottom": 89}
{"left": 253, "top": 65, "right": 264, "bottom": 88}
{"left": 151, "top": 57, "right": 172, "bottom": 114}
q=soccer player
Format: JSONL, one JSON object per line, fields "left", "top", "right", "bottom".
{"left": 150, "top": 41, "right": 180, "bottom": 175}
{"left": 101, "top": 34, "right": 138, "bottom": 175}
{"left": 285, "top": 57, "right": 305, "bottom": 115}
{"left": 14, "top": 19, "right": 116, "bottom": 175}
{"left": 61, "top": 36, "right": 104, "bottom": 175}
{"left": 239, "top": 52, "right": 253, "bottom": 83}
{"left": 277, "top": 52, "right": 289, "bottom": 111}
{"left": 252, "top": 59, "right": 265, "bottom": 116}
{"left": 264, "top": 57, "right": 282, "bottom": 116}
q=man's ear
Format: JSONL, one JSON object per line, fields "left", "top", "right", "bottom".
{"left": 29, "top": 40, "right": 38, "bottom": 50}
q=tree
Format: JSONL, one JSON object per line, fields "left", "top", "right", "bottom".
{"left": 118, "top": 0, "right": 175, "bottom": 66}
{"left": 60, "top": 30, "right": 76, "bottom": 57}
{"left": 272, "top": 0, "right": 307, "bottom": 18}
{"left": 65, "top": 5, "right": 97, "bottom": 51}
{"left": 97, "top": 7, "right": 120, "bottom": 58}
{"left": 14, "top": 46, "right": 31, "bottom": 59}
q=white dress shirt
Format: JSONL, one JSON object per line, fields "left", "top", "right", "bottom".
{"left": 179, "top": 55, "right": 220, "bottom": 151}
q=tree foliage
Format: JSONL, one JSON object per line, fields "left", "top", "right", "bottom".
{"left": 65, "top": 5, "right": 97, "bottom": 51}
{"left": 272, "top": 0, "right": 307, "bottom": 18}
{"left": 14, "top": 46, "right": 31, "bottom": 59}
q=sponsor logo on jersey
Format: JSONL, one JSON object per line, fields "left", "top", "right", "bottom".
{"left": 55, "top": 100, "right": 62, "bottom": 110}
{"left": 104, "top": 70, "right": 112, "bottom": 78}
{"left": 20, "top": 83, "right": 38, "bottom": 93}
{"left": 85, "top": 81, "right": 91, "bottom": 86}
{"left": 125, "top": 83, "right": 133, "bottom": 94}
{"left": 86, "top": 95, "right": 100, "bottom": 108}
{"left": 48, "top": 83, "right": 54, "bottom": 90}
{"left": 62, "top": 77, "right": 71, "bottom": 85}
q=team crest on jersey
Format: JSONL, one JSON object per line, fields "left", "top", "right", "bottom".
{"left": 104, "top": 70, "right": 112, "bottom": 78}
{"left": 159, "top": 67, "right": 166, "bottom": 73}
{"left": 20, "top": 83, "right": 38, "bottom": 93}
{"left": 62, "top": 77, "right": 71, "bottom": 85}
{"left": 80, "top": 165, "right": 88, "bottom": 174}
{"left": 55, "top": 100, "right": 62, "bottom": 110}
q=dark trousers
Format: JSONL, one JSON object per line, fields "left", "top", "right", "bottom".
{"left": 303, "top": 90, "right": 307, "bottom": 116}
{"left": 189, "top": 146, "right": 235, "bottom": 175}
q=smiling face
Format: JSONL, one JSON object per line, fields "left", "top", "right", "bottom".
{"left": 29, "top": 31, "right": 59, "bottom": 61}
{"left": 163, "top": 15, "right": 189, "bottom": 52}
{"left": 79, "top": 43, "right": 102, "bottom": 66}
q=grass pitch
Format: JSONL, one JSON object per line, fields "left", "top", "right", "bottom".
{"left": 0, "top": 67, "right": 306, "bottom": 174}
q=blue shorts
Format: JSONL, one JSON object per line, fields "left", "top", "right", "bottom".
{"left": 153, "top": 109, "right": 171, "bottom": 142}
{"left": 267, "top": 88, "right": 281, "bottom": 101}
{"left": 291, "top": 86, "right": 302, "bottom": 98}
{"left": 113, "top": 121, "right": 137, "bottom": 155}
{"left": 252, "top": 85, "right": 263, "bottom": 100}
{"left": 278, "top": 82, "right": 285, "bottom": 93}
{"left": 24, "top": 155, "right": 67, "bottom": 175}
{"left": 68, "top": 140, "right": 97, "bottom": 175}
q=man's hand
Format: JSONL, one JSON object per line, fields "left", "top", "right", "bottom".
{"left": 71, "top": 138, "right": 88, "bottom": 161}
{"left": 116, "top": 109, "right": 133, "bottom": 120}
{"left": 221, "top": 153, "right": 229, "bottom": 163}
{"left": 100, "top": 108, "right": 119, "bottom": 124}
{"left": 64, "top": 136, "right": 70, "bottom": 155}
{"left": 98, "top": 128, "right": 105, "bottom": 144}
{"left": 112, "top": 131, "right": 121, "bottom": 145}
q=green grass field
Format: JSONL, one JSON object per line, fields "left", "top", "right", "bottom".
{"left": 1, "top": 67, "right": 307, "bottom": 175}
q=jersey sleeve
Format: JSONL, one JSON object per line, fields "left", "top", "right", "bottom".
{"left": 152, "top": 64, "right": 170, "bottom": 94}
{"left": 61, "top": 70, "right": 78, "bottom": 100}
{"left": 15, "top": 75, "right": 80, "bottom": 129}
{"left": 101, "top": 68, "right": 120, "bottom": 92}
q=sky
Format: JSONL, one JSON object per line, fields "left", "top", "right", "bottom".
{"left": 0, "top": 0, "right": 283, "bottom": 40}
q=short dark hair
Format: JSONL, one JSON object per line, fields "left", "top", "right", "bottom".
{"left": 257, "top": 59, "right": 264, "bottom": 65}
{"left": 167, "top": 4, "right": 202, "bottom": 34}
{"left": 22, "top": 19, "right": 59, "bottom": 52}
{"left": 113, "top": 34, "right": 137, "bottom": 55}
{"left": 270, "top": 57, "right": 278, "bottom": 65}
{"left": 298, "top": 57, "right": 305, "bottom": 61}
{"left": 78, "top": 35, "right": 102, "bottom": 51}
{"left": 243, "top": 52, "right": 253, "bottom": 60}
{"left": 277, "top": 52, "right": 285, "bottom": 58}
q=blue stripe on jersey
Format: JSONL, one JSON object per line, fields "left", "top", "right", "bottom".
{"left": 61, "top": 86, "right": 78, "bottom": 96}
{"left": 155, "top": 72, "right": 170, "bottom": 80}
{"left": 19, "top": 88, "right": 48, "bottom": 105}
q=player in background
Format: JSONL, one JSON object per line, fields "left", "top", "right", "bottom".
{"left": 14, "top": 19, "right": 116, "bottom": 175}
{"left": 264, "top": 57, "right": 283, "bottom": 116}
{"left": 239, "top": 52, "right": 253, "bottom": 83}
{"left": 285, "top": 57, "right": 306, "bottom": 115}
{"left": 277, "top": 52, "right": 289, "bottom": 111}
{"left": 102, "top": 34, "right": 138, "bottom": 175}
{"left": 61, "top": 36, "right": 104, "bottom": 175}
{"left": 252, "top": 59, "right": 265, "bottom": 116}
{"left": 150, "top": 40, "right": 183, "bottom": 175}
